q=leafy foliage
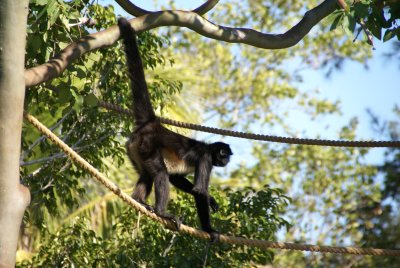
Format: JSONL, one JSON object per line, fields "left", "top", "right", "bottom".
{"left": 326, "top": 0, "right": 400, "bottom": 44}
{"left": 19, "top": 186, "right": 289, "bottom": 267}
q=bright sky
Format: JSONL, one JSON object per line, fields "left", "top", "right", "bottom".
{"left": 108, "top": 0, "right": 400, "bottom": 164}
{"left": 295, "top": 41, "right": 399, "bottom": 163}
{"left": 297, "top": 40, "right": 399, "bottom": 137}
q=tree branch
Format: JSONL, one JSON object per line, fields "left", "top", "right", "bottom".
{"left": 25, "top": 0, "right": 339, "bottom": 88}
{"left": 336, "top": 0, "right": 347, "bottom": 10}
{"left": 115, "top": 0, "right": 220, "bottom": 17}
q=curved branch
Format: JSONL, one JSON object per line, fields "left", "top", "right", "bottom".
{"left": 25, "top": 0, "right": 339, "bottom": 87}
{"left": 192, "top": 0, "right": 220, "bottom": 15}
{"left": 115, "top": 0, "right": 220, "bottom": 17}
{"left": 114, "top": 0, "right": 148, "bottom": 17}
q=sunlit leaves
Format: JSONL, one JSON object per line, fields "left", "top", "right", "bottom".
{"left": 20, "top": 186, "right": 290, "bottom": 267}
{"left": 326, "top": 0, "right": 400, "bottom": 43}
{"left": 19, "top": 218, "right": 107, "bottom": 267}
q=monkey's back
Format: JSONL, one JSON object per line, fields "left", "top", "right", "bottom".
{"left": 126, "top": 121, "right": 201, "bottom": 175}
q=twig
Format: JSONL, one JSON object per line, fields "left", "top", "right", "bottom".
{"left": 21, "top": 152, "right": 68, "bottom": 166}
{"left": 20, "top": 109, "right": 73, "bottom": 161}
{"left": 202, "top": 243, "right": 210, "bottom": 268}
{"left": 68, "top": 17, "right": 96, "bottom": 27}
{"left": 21, "top": 134, "right": 110, "bottom": 166}
{"left": 162, "top": 233, "right": 177, "bottom": 257}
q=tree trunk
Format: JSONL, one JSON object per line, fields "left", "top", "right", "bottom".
{"left": 0, "top": 0, "right": 30, "bottom": 267}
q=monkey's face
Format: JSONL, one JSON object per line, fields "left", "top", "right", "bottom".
{"left": 210, "top": 142, "right": 233, "bottom": 167}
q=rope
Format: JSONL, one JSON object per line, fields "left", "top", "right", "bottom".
{"left": 97, "top": 101, "right": 400, "bottom": 148}
{"left": 24, "top": 112, "right": 400, "bottom": 256}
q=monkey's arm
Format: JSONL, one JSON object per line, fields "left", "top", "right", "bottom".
{"left": 192, "top": 154, "right": 212, "bottom": 194}
{"left": 169, "top": 174, "right": 219, "bottom": 213}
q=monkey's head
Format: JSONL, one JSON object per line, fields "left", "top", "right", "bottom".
{"left": 210, "top": 142, "right": 233, "bottom": 167}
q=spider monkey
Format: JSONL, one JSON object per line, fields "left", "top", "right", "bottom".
{"left": 118, "top": 18, "right": 232, "bottom": 240}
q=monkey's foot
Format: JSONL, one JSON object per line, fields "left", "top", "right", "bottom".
{"left": 155, "top": 211, "right": 181, "bottom": 231}
{"left": 204, "top": 228, "right": 220, "bottom": 243}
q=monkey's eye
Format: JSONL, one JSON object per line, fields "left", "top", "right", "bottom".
{"left": 219, "top": 150, "right": 228, "bottom": 156}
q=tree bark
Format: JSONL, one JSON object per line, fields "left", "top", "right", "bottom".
{"left": 0, "top": 0, "right": 30, "bottom": 267}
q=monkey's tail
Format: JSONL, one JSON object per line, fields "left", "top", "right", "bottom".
{"left": 118, "top": 18, "right": 156, "bottom": 126}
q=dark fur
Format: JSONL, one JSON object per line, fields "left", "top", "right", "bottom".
{"left": 118, "top": 18, "right": 232, "bottom": 238}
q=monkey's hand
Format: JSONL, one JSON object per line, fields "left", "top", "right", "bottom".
{"left": 209, "top": 196, "right": 219, "bottom": 213}
{"left": 136, "top": 200, "right": 155, "bottom": 213}
{"left": 155, "top": 210, "right": 181, "bottom": 231}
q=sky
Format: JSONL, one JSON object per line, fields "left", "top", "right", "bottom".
{"left": 297, "top": 41, "right": 399, "bottom": 139}
{"left": 108, "top": 0, "right": 400, "bottom": 164}
{"left": 295, "top": 41, "right": 399, "bottom": 163}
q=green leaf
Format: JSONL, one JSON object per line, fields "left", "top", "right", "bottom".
{"left": 60, "top": 14, "right": 70, "bottom": 31}
{"left": 366, "top": 18, "right": 382, "bottom": 39}
{"left": 30, "top": 35, "right": 43, "bottom": 53}
{"left": 330, "top": 11, "right": 345, "bottom": 31}
{"left": 72, "top": 76, "right": 86, "bottom": 91}
{"left": 59, "top": 42, "right": 69, "bottom": 50}
{"left": 353, "top": 2, "right": 370, "bottom": 18}
{"left": 58, "top": 86, "right": 72, "bottom": 104}
{"left": 383, "top": 29, "right": 396, "bottom": 42}
{"left": 45, "top": 0, "right": 56, "bottom": 13}
{"left": 84, "top": 93, "right": 98, "bottom": 107}
{"left": 46, "top": 0, "right": 59, "bottom": 27}
{"left": 33, "top": 0, "right": 48, "bottom": 6}
{"left": 71, "top": 90, "right": 84, "bottom": 111}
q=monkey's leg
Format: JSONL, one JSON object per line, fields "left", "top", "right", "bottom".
{"left": 143, "top": 154, "right": 181, "bottom": 230}
{"left": 169, "top": 175, "right": 219, "bottom": 213}
{"left": 192, "top": 190, "right": 219, "bottom": 242}
{"left": 132, "top": 172, "right": 154, "bottom": 212}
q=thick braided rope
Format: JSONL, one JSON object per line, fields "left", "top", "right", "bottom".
{"left": 98, "top": 101, "right": 400, "bottom": 148}
{"left": 24, "top": 112, "right": 400, "bottom": 256}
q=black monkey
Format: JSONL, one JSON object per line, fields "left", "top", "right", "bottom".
{"left": 117, "top": 18, "right": 232, "bottom": 240}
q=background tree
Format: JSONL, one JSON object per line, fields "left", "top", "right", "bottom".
{"left": 0, "top": 1, "right": 30, "bottom": 266}
{"left": 3, "top": 0, "right": 397, "bottom": 266}
{"left": 355, "top": 108, "right": 400, "bottom": 267}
